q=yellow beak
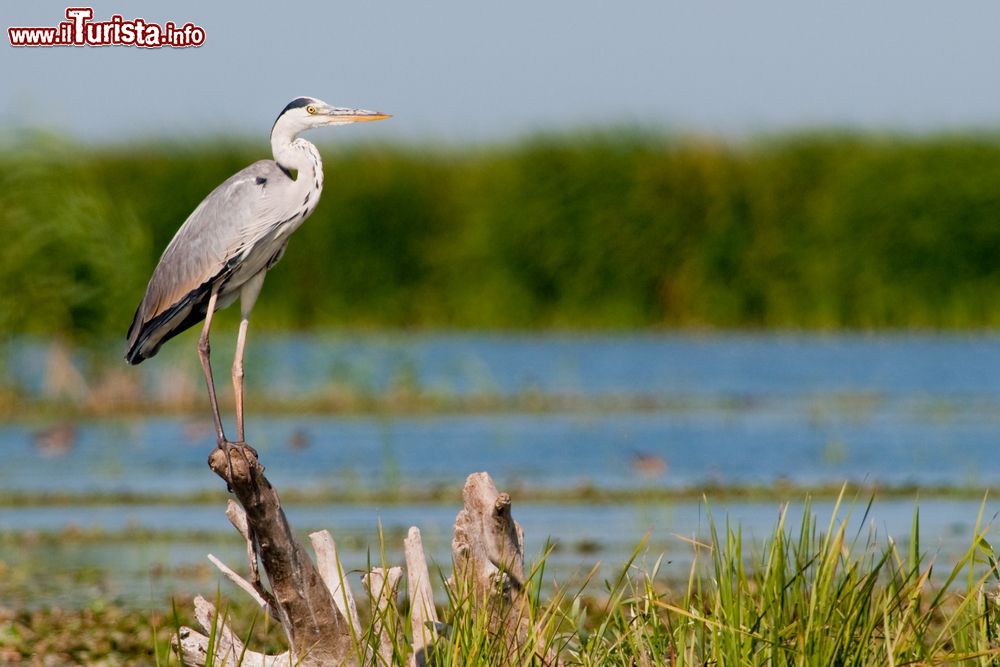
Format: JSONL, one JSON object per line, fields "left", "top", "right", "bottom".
{"left": 328, "top": 108, "right": 392, "bottom": 123}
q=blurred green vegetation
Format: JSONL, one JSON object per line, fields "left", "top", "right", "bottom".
{"left": 4, "top": 131, "right": 1000, "bottom": 339}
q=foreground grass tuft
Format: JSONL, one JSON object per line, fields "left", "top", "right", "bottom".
{"left": 5, "top": 492, "right": 1000, "bottom": 664}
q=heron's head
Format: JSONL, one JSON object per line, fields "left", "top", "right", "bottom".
{"left": 271, "top": 96, "right": 390, "bottom": 140}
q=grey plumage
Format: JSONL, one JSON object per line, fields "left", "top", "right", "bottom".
{"left": 125, "top": 159, "right": 306, "bottom": 363}
{"left": 125, "top": 96, "right": 389, "bottom": 447}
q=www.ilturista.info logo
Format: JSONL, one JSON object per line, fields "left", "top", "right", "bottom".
{"left": 8, "top": 7, "right": 205, "bottom": 48}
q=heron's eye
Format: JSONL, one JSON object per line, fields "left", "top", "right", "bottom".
{"left": 306, "top": 105, "right": 317, "bottom": 115}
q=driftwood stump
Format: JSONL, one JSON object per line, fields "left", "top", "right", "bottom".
{"left": 175, "top": 451, "right": 550, "bottom": 666}
{"left": 177, "top": 447, "right": 359, "bottom": 666}
{"left": 453, "top": 473, "right": 557, "bottom": 664}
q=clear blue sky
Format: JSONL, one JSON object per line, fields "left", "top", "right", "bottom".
{"left": 2, "top": 0, "right": 999, "bottom": 144}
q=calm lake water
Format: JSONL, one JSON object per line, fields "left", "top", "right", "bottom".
{"left": 3, "top": 332, "right": 1000, "bottom": 607}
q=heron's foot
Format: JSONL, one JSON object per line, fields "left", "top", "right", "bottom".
{"left": 224, "top": 439, "right": 259, "bottom": 459}
{"left": 216, "top": 439, "right": 259, "bottom": 491}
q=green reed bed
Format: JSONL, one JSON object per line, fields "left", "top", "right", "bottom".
{"left": 5, "top": 133, "right": 1000, "bottom": 341}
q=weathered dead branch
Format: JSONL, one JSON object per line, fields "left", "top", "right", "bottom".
{"left": 175, "top": 595, "right": 291, "bottom": 667}
{"left": 176, "top": 461, "right": 550, "bottom": 666}
{"left": 310, "top": 529, "right": 362, "bottom": 636}
{"left": 404, "top": 526, "right": 440, "bottom": 666}
{"left": 175, "top": 446, "right": 359, "bottom": 666}
{"left": 364, "top": 566, "right": 403, "bottom": 666}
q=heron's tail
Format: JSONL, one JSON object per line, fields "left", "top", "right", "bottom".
{"left": 125, "top": 304, "right": 160, "bottom": 366}
{"left": 125, "top": 296, "right": 205, "bottom": 365}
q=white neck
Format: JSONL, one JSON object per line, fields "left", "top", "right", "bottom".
{"left": 270, "top": 128, "right": 324, "bottom": 193}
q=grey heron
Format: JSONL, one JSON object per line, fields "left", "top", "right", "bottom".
{"left": 126, "top": 97, "right": 390, "bottom": 457}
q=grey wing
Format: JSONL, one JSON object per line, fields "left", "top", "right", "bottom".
{"left": 125, "top": 160, "right": 290, "bottom": 364}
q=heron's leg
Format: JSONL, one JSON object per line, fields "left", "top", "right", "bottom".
{"left": 197, "top": 288, "right": 226, "bottom": 445}
{"left": 232, "top": 316, "right": 250, "bottom": 443}
{"left": 231, "top": 271, "right": 266, "bottom": 446}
